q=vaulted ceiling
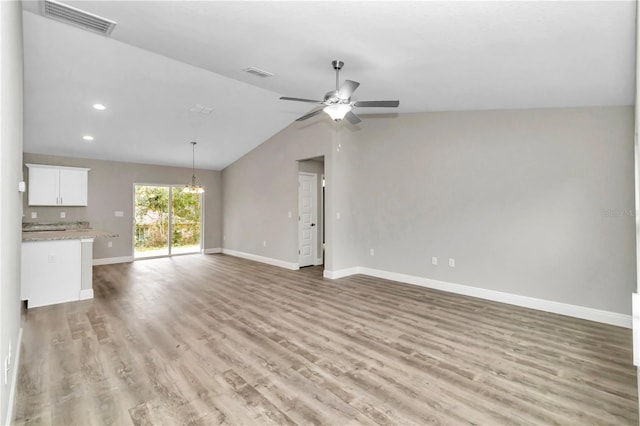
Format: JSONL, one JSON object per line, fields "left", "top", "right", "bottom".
{"left": 21, "top": 1, "right": 636, "bottom": 170}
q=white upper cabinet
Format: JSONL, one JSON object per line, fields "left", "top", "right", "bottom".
{"left": 26, "top": 164, "right": 90, "bottom": 206}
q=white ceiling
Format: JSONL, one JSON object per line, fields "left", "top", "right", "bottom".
{"left": 21, "top": 0, "right": 636, "bottom": 170}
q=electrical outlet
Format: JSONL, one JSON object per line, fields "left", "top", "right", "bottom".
{"left": 370, "top": 248, "right": 375, "bottom": 256}
{"left": 449, "top": 258, "right": 455, "bottom": 267}
{"left": 336, "top": 212, "right": 341, "bottom": 220}
{"left": 288, "top": 211, "right": 292, "bottom": 218}
{"left": 263, "top": 241, "right": 267, "bottom": 247}
{"left": 432, "top": 256, "right": 438, "bottom": 265}
{"left": 114, "top": 211, "right": 124, "bottom": 217}
{"left": 107, "top": 241, "right": 112, "bottom": 248}
{"left": 31, "top": 212, "right": 37, "bottom": 219}
{"left": 48, "top": 254, "right": 56, "bottom": 264}
{"left": 60, "top": 211, "right": 66, "bottom": 218}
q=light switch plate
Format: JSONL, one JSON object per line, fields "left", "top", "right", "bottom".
{"left": 60, "top": 212, "right": 66, "bottom": 218}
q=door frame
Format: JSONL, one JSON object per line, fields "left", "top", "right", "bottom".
{"left": 132, "top": 183, "right": 204, "bottom": 260}
{"left": 319, "top": 173, "right": 325, "bottom": 266}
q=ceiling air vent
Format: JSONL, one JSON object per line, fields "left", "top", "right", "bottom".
{"left": 243, "top": 67, "right": 274, "bottom": 78}
{"left": 40, "top": 0, "right": 117, "bottom": 36}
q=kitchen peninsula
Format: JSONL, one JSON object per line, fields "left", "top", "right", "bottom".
{"left": 21, "top": 221, "right": 117, "bottom": 308}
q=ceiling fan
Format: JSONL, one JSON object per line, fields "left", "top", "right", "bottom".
{"left": 280, "top": 60, "right": 399, "bottom": 124}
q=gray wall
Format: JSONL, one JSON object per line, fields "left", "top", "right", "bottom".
{"left": 0, "top": 1, "right": 24, "bottom": 422}
{"left": 223, "top": 119, "right": 340, "bottom": 270}
{"left": 223, "top": 106, "right": 635, "bottom": 315}
{"left": 345, "top": 107, "right": 635, "bottom": 314}
{"left": 23, "top": 153, "right": 223, "bottom": 260}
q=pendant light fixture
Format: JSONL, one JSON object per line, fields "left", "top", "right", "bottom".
{"left": 184, "top": 141, "right": 204, "bottom": 194}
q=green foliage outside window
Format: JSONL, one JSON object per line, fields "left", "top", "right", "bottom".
{"left": 135, "top": 186, "right": 201, "bottom": 251}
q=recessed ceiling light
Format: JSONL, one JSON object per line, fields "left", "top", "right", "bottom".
{"left": 92, "top": 104, "right": 106, "bottom": 110}
{"left": 83, "top": 135, "right": 94, "bottom": 141}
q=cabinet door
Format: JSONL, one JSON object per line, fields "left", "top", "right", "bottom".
{"left": 22, "top": 240, "right": 82, "bottom": 308}
{"left": 28, "top": 167, "right": 60, "bottom": 206}
{"left": 59, "top": 168, "right": 88, "bottom": 206}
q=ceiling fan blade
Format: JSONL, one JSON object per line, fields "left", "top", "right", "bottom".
{"left": 338, "top": 80, "right": 360, "bottom": 99}
{"left": 295, "top": 108, "right": 324, "bottom": 122}
{"left": 354, "top": 100, "right": 400, "bottom": 108}
{"left": 345, "top": 110, "right": 362, "bottom": 125}
{"left": 280, "top": 96, "right": 323, "bottom": 104}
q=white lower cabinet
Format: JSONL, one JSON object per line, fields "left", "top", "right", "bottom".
{"left": 21, "top": 240, "right": 82, "bottom": 308}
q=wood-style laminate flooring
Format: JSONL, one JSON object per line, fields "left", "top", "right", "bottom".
{"left": 14, "top": 254, "right": 638, "bottom": 425}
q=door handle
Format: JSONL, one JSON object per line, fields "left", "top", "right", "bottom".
{"left": 310, "top": 223, "right": 316, "bottom": 227}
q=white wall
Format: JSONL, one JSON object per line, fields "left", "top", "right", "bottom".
{"left": 0, "top": 1, "right": 24, "bottom": 422}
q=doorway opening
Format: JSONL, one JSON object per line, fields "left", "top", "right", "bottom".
{"left": 134, "top": 184, "right": 202, "bottom": 259}
{"left": 298, "top": 157, "right": 325, "bottom": 267}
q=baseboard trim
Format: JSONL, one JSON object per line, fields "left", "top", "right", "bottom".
{"left": 203, "top": 248, "right": 222, "bottom": 254}
{"left": 323, "top": 267, "right": 360, "bottom": 279}
{"left": 325, "top": 266, "right": 631, "bottom": 328}
{"left": 79, "top": 289, "right": 94, "bottom": 300}
{"left": 6, "top": 327, "right": 23, "bottom": 426}
{"left": 93, "top": 256, "right": 134, "bottom": 266}
{"left": 222, "top": 248, "right": 299, "bottom": 270}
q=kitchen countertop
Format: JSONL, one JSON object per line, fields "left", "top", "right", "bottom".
{"left": 22, "top": 229, "right": 118, "bottom": 242}
{"left": 22, "top": 221, "right": 118, "bottom": 242}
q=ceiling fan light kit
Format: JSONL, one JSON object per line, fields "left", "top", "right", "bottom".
{"left": 323, "top": 104, "right": 352, "bottom": 121}
{"left": 280, "top": 60, "right": 399, "bottom": 124}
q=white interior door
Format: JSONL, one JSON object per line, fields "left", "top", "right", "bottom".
{"left": 298, "top": 172, "right": 317, "bottom": 267}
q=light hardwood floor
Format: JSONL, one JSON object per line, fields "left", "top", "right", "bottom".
{"left": 14, "top": 254, "right": 638, "bottom": 425}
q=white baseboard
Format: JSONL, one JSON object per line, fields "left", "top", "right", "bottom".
{"left": 79, "top": 289, "right": 94, "bottom": 300}
{"left": 6, "top": 327, "right": 23, "bottom": 426}
{"left": 222, "top": 248, "right": 299, "bottom": 270}
{"left": 203, "top": 248, "right": 222, "bottom": 254}
{"left": 93, "top": 256, "right": 134, "bottom": 266}
{"left": 325, "top": 266, "right": 631, "bottom": 328}
{"left": 323, "top": 267, "right": 360, "bottom": 279}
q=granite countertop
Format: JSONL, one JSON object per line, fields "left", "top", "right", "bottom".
{"left": 22, "top": 229, "right": 118, "bottom": 242}
{"left": 22, "top": 221, "right": 118, "bottom": 242}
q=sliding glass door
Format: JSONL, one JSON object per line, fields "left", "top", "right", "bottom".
{"left": 171, "top": 188, "right": 202, "bottom": 254}
{"left": 134, "top": 185, "right": 202, "bottom": 258}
